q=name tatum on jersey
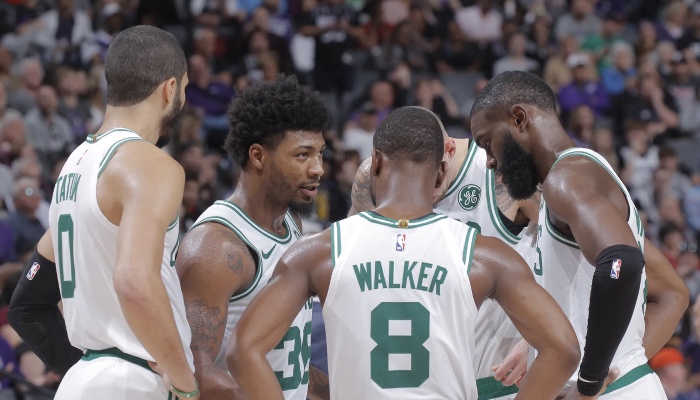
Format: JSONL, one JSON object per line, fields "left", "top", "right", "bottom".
{"left": 54, "top": 173, "right": 81, "bottom": 204}
{"left": 353, "top": 260, "right": 448, "bottom": 295}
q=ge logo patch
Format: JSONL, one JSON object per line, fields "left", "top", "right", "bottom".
{"left": 458, "top": 185, "right": 481, "bottom": 211}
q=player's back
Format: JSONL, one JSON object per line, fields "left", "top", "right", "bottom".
{"left": 48, "top": 128, "right": 192, "bottom": 365}
{"left": 535, "top": 147, "right": 648, "bottom": 391}
{"left": 324, "top": 211, "right": 479, "bottom": 400}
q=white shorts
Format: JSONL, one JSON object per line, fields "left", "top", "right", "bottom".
{"left": 599, "top": 367, "right": 667, "bottom": 400}
{"left": 55, "top": 350, "right": 173, "bottom": 400}
{"left": 476, "top": 376, "right": 518, "bottom": 400}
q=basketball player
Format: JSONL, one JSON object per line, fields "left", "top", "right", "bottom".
{"left": 174, "top": 75, "right": 329, "bottom": 400}
{"left": 470, "top": 71, "right": 688, "bottom": 399}
{"left": 348, "top": 107, "right": 541, "bottom": 399}
{"left": 227, "top": 107, "right": 581, "bottom": 400}
{"left": 8, "top": 26, "right": 198, "bottom": 399}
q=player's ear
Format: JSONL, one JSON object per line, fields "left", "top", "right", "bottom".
{"left": 371, "top": 148, "right": 382, "bottom": 177}
{"left": 248, "top": 144, "right": 265, "bottom": 171}
{"left": 435, "top": 160, "right": 448, "bottom": 189}
{"left": 510, "top": 104, "right": 528, "bottom": 133}
{"left": 162, "top": 77, "right": 177, "bottom": 108}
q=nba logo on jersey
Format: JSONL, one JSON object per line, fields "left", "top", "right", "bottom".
{"left": 610, "top": 259, "right": 622, "bottom": 279}
{"left": 396, "top": 234, "right": 406, "bottom": 251}
{"left": 26, "top": 262, "right": 40, "bottom": 280}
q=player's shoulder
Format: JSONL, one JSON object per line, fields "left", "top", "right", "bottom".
{"left": 109, "top": 141, "right": 184, "bottom": 183}
{"left": 544, "top": 150, "right": 615, "bottom": 204}
{"left": 176, "top": 220, "right": 257, "bottom": 273}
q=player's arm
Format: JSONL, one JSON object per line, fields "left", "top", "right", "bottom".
{"left": 176, "top": 223, "right": 256, "bottom": 400}
{"left": 642, "top": 238, "right": 689, "bottom": 359}
{"left": 7, "top": 231, "right": 82, "bottom": 375}
{"left": 109, "top": 144, "right": 197, "bottom": 394}
{"left": 347, "top": 157, "right": 374, "bottom": 217}
{"left": 470, "top": 235, "right": 580, "bottom": 400}
{"left": 227, "top": 230, "right": 330, "bottom": 400}
{"left": 544, "top": 161, "right": 646, "bottom": 397}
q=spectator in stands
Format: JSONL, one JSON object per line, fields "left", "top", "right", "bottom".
{"left": 180, "top": 173, "right": 205, "bottom": 233}
{"left": 667, "top": 52, "right": 700, "bottom": 137}
{"left": 557, "top": 52, "right": 610, "bottom": 118}
{"left": 543, "top": 35, "right": 581, "bottom": 92}
{"left": 612, "top": 62, "right": 679, "bottom": 140}
{"left": 0, "top": 47, "right": 12, "bottom": 88}
{"left": 0, "top": 117, "right": 27, "bottom": 167}
{"left": 659, "top": 146, "right": 693, "bottom": 200}
{"left": 342, "top": 101, "right": 376, "bottom": 160}
{"left": 5, "top": 178, "right": 43, "bottom": 261}
{"left": 660, "top": 222, "right": 685, "bottom": 269}
{"left": 262, "top": 0, "right": 294, "bottom": 41}
{"left": 590, "top": 125, "right": 620, "bottom": 173}
{"left": 436, "top": 21, "right": 480, "bottom": 72}
{"left": 0, "top": 86, "right": 20, "bottom": 133}
{"left": 455, "top": 0, "right": 502, "bottom": 45}
{"left": 678, "top": 250, "right": 700, "bottom": 303}
{"left": 685, "top": 174, "right": 700, "bottom": 237}
{"left": 23, "top": 85, "right": 73, "bottom": 169}
{"left": 176, "top": 141, "right": 205, "bottom": 177}
{"left": 32, "top": 0, "right": 95, "bottom": 69}
{"left": 380, "top": 20, "right": 430, "bottom": 73}
{"left": 656, "top": 1, "right": 687, "bottom": 43}
{"left": 345, "top": 80, "right": 395, "bottom": 130}
{"left": 94, "top": 3, "right": 124, "bottom": 64}
{"left": 526, "top": 14, "right": 556, "bottom": 68}
{"left": 650, "top": 346, "right": 700, "bottom": 400}
{"left": 637, "top": 20, "right": 660, "bottom": 64}
{"left": 300, "top": 0, "right": 362, "bottom": 129}
{"left": 8, "top": 58, "right": 42, "bottom": 115}
{"left": 678, "top": 4, "right": 700, "bottom": 52}
{"left": 581, "top": 12, "right": 627, "bottom": 70}
{"left": 413, "top": 78, "right": 460, "bottom": 127}
{"left": 190, "top": 0, "right": 246, "bottom": 28}
{"left": 56, "top": 68, "right": 92, "bottom": 141}
{"left": 492, "top": 32, "right": 539, "bottom": 77}
{"left": 185, "top": 54, "right": 234, "bottom": 139}
{"left": 554, "top": 0, "right": 601, "bottom": 42}
{"left": 600, "top": 41, "right": 636, "bottom": 95}
{"left": 566, "top": 104, "right": 595, "bottom": 147}
{"left": 620, "top": 119, "right": 659, "bottom": 210}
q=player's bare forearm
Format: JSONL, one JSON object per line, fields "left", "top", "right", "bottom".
{"left": 307, "top": 365, "right": 330, "bottom": 400}
{"left": 230, "top": 349, "right": 283, "bottom": 400}
{"left": 518, "top": 348, "right": 578, "bottom": 399}
{"left": 348, "top": 158, "right": 374, "bottom": 217}
{"left": 194, "top": 359, "right": 245, "bottom": 400}
{"left": 642, "top": 239, "right": 688, "bottom": 359}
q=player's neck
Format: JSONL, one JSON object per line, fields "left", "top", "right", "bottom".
{"left": 532, "top": 123, "right": 576, "bottom": 183}
{"left": 374, "top": 172, "right": 436, "bottom": 221}
{"left": 434, "top": 138, "right": 469, "bottom": 202}
{"left": 97, "top": 106, "right": 161, "bottom": 145}
{"left": 226, "top": 174, "right": 289, "bottom": 234}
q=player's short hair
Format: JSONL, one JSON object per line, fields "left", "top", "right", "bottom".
{"left": 471, "top": 71, "right": 557, "bottom": 119}
{"left": 374, "top": 107, "right": 444, "bottom": 167}
{"left": 104, "top": 25, "right": 187, "bottom": 106}
{"left": 225, "top": 75, "right": 329, "bottom": 167}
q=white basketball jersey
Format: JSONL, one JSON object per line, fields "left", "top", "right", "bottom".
{"left": 48, "top": 128, "right": 194, "bottom": 370}
{"left": 190, "top": 201, "right": 312, "bottom": 400}
{"left": 324, "top": 212, "right": 479, "bottom": 400}
{"left": 434, "top": 142, "right": 537, "bottom": 381}
{"left": 534, "top": 148, "right": 647, "bottom": 387}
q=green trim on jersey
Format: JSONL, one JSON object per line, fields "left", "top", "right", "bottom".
{"left": 82, "top": 348, "right": 153, "bottom": 373}
{"left": 544, "top": 210, "right": 580, "bottom": 249}
{"left": 330, "top": 222, "right": 341, "bottom": 267}
{"left": 485, "top": 169, "right": 520, "bottom": 245}
{"left": 602, "top": 363, "right": 654, "bottom": 394}
{"left": 476, "top": 376, "right": 519, "bottom": 399}
{"left": 215, "top": 200, "right": 293, "bottom": 244}
{"left": 288, "top": 212, "right": 302, "bottom": 235}
{"left": 358, "top": 212, "right": 447, "bottom": 229}
{"left": 462, "top": 227, "right": 478, "bottom": 274}
{"left": 86, "top": 128, "right": 135, "bottom": 143}
{"left": 97, "top": 137, "right": 145, "bottom": 177}
{"left": 189, "top": 216, "right": 264, "bottom": 302}
{"left": 167, "top": 213, "right": 179, "bottom": 231}
{"left": 444, "top": 139, "right": 479, "bottom": 198}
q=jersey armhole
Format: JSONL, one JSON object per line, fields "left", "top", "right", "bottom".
{"left": 462, "top": 227, "right": 478, "bottom": 275}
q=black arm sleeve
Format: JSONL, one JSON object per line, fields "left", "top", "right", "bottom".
{"left": 7, "top": 249, "right": 82, "bottom": 376}
{"left": 577, "top": 244, "right": 645, "bottom": 396}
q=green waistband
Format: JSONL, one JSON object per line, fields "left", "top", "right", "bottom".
{"left": 602, "top": 363, "right": 654, "bottom": 394}
{"left": 476, "top": 376, "right": 519, "bottom": 399}
{"left": 82, "top": 348, "right": 154, "bottom": 373}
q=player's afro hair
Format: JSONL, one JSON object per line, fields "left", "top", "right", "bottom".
{"left": 471, "top": 71, "right": 557, "bottom": 119}
{"left": 225, "top": 75, "right": 329, "bottom": 167}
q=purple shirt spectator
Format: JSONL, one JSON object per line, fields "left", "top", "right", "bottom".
{"left": 558, "top": 81, "right": 610, "bottom": 116}
{"left": 0, "top": 221, "right": 16, "bottom": 264}
{"left": 185, "top": 82, "right": 234, "bottom": 117}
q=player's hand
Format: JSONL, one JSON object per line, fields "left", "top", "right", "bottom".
{"left": 492, "top": 339, "right": 529, "bottom": 387}
{"left": 556, "top": 368, "right": 619, "bottom": 400}
{"left": 148, "top": 361, "right": 200, "bottom": 400}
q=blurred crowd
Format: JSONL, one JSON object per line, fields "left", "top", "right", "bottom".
{"left": 0, "top": 0, "right": 699, "bottom": 398}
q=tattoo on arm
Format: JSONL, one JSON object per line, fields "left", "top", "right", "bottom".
{"left": 348, "top": 159, "right": 375, "bottom": 217}
{"left": 227, "top": 253, "right": 244, "bottom": 275}
{"left": 186, "top": 299, "right": 227, "bottom": 354}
